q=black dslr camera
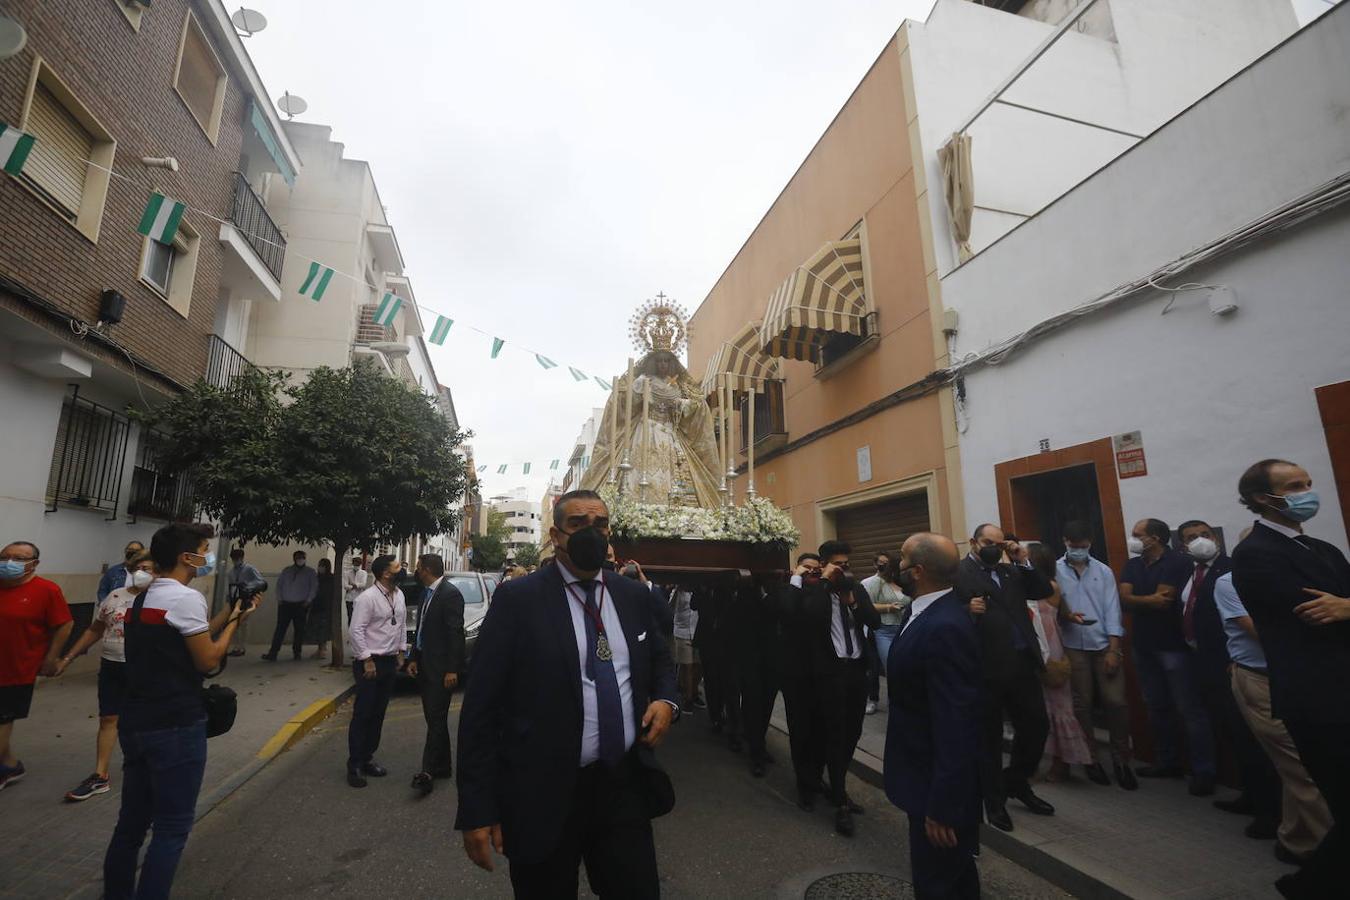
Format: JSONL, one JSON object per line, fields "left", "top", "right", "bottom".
{"left": 230, "top": 577, "right": 268, "bottom": 612}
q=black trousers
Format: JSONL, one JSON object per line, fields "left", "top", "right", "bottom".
{"left": 739, "top": 650, "right": 779, "bottom": 763}
{"left": 908, "top": 813, "right": 980, "bottom": 899}
{"left": 1197, "top": 658, "right": 1279, "bottom": 823}
{"left": 701, "top": 637, "right": 742, "bottom": 738}
{"left": 347, "top": 656, "right": 396, "bottom": 767}
{"left": 508, "top": 756, "right": 659, "bottom": 900}
{"left": 865, "top": 630, "right": 882, "bottom": 702}
{"left": 1280, "top": 719, "right": 1350, "bottom": 898}
{"left": 269, "top": 603, "right": 309, "bottom": 656}
{"left": 417, "top": 669, "right": 455, "bottom": 777}
{"left": 782, "top": 672, "right": 824, "bottom": 791}
{"left": 980, "top": 658, "right": 1048, "bottom": 807}
{"left": 817, "top": 657, "right": 868, "bottom": 806}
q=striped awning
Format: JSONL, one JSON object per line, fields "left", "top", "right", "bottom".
{"left": 760, "top": 238, "right": 870, "bottom": 362}
{"left": 700, "top": 321, "right": 781, "bottom": 404}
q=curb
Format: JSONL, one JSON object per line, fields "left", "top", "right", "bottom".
{"left": 767, "top": 721, "right": 1131, "bottom": 900}
{"left": 193, "top": 682, "right": 356, "bottom": 823}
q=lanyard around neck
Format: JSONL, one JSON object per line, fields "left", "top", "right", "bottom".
{"left": 565, "top": 579, "right": 609, "bottom": 636}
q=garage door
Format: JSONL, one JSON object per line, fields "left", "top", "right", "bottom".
{"left": 833, "top": 492, "right": 931, "bottom": 569}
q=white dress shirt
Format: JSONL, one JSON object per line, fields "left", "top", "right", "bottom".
{"left": 1257, "top": 516, "right": 1303, "bottom": 540}
{"left": 829, "top": 589, "right": 863, "bottom": 660}
{"left": 559, "top": 566, "right": 636, "bottom": 766}
{"left": 901, "top": 589, "right": 949, "bottom": 633}
{"left": 349, "top": 583, "right": 407, "bottom": 659}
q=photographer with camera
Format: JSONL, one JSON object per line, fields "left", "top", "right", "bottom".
{"left": 103, "top": 522, "right": 263, "bottom": 899}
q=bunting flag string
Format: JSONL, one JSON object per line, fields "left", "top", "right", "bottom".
{"left": 4, "top": 137, "right": 625, "bottom": 391}
{"left": 468, "top": 458, "right": 569, "bottom": 478}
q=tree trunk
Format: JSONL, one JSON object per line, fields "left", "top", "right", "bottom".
{"left": 329, "top": 541, "right": 347, "bottom": 668}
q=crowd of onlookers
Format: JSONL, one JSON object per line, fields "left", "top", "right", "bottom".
{"left": 1, "top": 455, "right": 1346, "bottom": 898}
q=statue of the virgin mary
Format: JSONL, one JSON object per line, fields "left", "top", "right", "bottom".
{"left": 582, "top": 298, "right": 723, "bottom": 508}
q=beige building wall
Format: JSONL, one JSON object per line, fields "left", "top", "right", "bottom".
{"left": 689, "top": 35, "right": 958, "bottom": 556}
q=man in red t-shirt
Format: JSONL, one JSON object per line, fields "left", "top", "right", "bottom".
{"left": 0, "top": 541, "right": 74, "bottom": 790}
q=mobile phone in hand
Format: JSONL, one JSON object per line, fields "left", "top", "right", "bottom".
{"left": 1077, "top": 617, "right": 1097, "bottom": 626}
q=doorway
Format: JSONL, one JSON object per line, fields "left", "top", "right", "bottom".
{"left": 1009, "top": 463, "right": 1109, "bottom": 566}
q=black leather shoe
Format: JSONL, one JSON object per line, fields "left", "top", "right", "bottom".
{"left": 985, "top": 804, "right": 1014, "bottom": 832}
{"left": 1084, "top": 763, "right": 1111, "bottom": 786}
{"left": 1115, "top": 764, "right": 1139, "bottom": 791}
{"left": 834, "top": 806, "right": 855, "bottom": 837}
{"left": 796, "top": 787, "right": 816, "bottom": 812}
{"left": 412, "top": 772, "right": 433, "bottom": 796}
{"left": 346, "top": 767, "right": 367, "bottom": 789}
{"left": 261, "top": 653, "right": 278, "bottom": 662}
{"left": 1274, "top": 843, "right": 1304, "bottom": 867}
{"left": 1135, "top": 764, "right": 1184, "bottom": 778}
{"left": 750, "top": 760, "right": 766, "bottom": 778}
{"left": 1189, "top": 774, "right": 1216, "bottom": 797}
{"left": 1012, "top": 787, "right": 1055, "bottom": 816}
{"left": 1214, "top": 795, "right": 1255, "bottom": 815}
{"left": 1245, "top": 818, "right": 1278, "bottom": 840}
{"left": 361, "top": 761, "right": 388, "bottom": 777}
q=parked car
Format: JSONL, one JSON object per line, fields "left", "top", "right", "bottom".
{"left": 395, "top": 570, "right": 494, "bottom": 680}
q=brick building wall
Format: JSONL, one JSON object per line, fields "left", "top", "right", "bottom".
{"left": 0, "top": 0, "right": 253, "bottom": 388}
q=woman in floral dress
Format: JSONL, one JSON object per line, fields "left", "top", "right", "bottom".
{"left": 1027, "top": 543, "right": 1095, "bottom": 780}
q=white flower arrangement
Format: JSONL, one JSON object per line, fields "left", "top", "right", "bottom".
{"left": 601, "top": 486, "right": 800, "bottom": 546}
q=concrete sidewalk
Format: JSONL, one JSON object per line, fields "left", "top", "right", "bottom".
{"left": 770, "top": 683, "right": 1291, "bottom": 899}
{"left": 0, "top": 647, "right": 354, "bottom": 900}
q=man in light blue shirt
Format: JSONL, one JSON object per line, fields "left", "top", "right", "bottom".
{"left": 1056, "top": 520, "right": 1134, "bottom": 789}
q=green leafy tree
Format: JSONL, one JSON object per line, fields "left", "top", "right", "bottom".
{"left": 138, "top": 360, "right": 468, "bottom": 666}
{"left": 469, "top": 509, "right": 510, "bottom": 571}
{"left": 513, "top": 542, "right": 541, "bottom": 569}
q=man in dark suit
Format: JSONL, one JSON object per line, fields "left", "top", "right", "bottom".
{"left": 408, "top": 553, "right": 465, "bottom": 795}
{"left": 727, "top": 576, "right": 780, "bottom": 778}
{"left": 1232, "top": 459, "right": 1350, "bottom": 899}
{"left": 780, "top": 553, "right": 827, "bottom": 811}
{"left": 1177, "top": 519, "right": 1279, "bottom": 835}
{"left": 885, "top": 532, "right": 981, "bottom": 900}
{"left": 800, "top": 540, "right": 881, "bottom": 837}
{"left": 955, "top": 524, "right": 1054, "bottom": 832}
{"left": 455, "top": 490, "right": 679, "bottom": 898}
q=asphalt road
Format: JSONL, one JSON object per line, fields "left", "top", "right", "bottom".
{"left": 176, "top": 691, "right": 1068, "bottom": 899}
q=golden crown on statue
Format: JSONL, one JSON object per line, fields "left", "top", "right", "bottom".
{"left": 629, "top": 293, "right": 688, "bottom": 355}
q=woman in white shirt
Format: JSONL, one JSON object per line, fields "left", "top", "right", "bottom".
{"left": 55, "top": 552, "right": 155, "bottom": 802}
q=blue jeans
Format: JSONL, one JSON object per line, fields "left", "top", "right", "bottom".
{"left": 1133, "top": 647, "right": 1215, "bottom": 776}
{"left": 874, "top": 625, "right": 901, "bottom": 672}
{"left": 103, "top": 721, "right": 208, "bottom": 899}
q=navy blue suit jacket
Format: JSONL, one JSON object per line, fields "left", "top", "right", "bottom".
{"left": 883, "top": 590, "right": 982, "bottom": 828}
{"left": 454, "top": 565, "right": 679, "bottom": 862}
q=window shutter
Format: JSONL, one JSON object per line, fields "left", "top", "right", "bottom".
{"left": 25, "top": 83, "right": 92, "bottom": 216}
{"left": 834, "top": 494, "right": 932, "bottom": 569}
{"left": 177, "top": 23, "right": 221, "bottom": 129}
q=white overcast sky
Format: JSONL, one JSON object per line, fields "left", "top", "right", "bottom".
{"left": 241, "top": 0, "right": 937, "bottom": 501}
{"left": 241, "top": 0, "right": 1328, "bottom": 504}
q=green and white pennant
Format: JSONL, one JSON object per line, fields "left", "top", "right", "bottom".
{"left": 522, "top": 462, "right": 532, "bottom": 475}
{"left": 567, "top": 366, "right": 587, "bottom": 382}
{"left": 137, "top": 192, "right": 187, "bottom": 246}
{"left": 0, "top": 123, "right": 36, "bottom": 176}
{"left": 373, "top": 292, "right": 402, "bottom": 326}
{"left": 429, "top": 316, "right": 453, "bottom": 346}
{"left": 497, "top": 464, "right": 508, "bottom": 475}
{"left": 298, "top": 261, "right": 336, "bottom": 301}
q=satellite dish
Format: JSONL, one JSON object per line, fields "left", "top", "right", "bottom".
{"left": 231, "top": 8, "right": 268, "bottom": 37}
{"left": 277, "top": 91, "right": 308, "bottom": 120}
{"left": 0, "top": 15, "right": 27, "bottom": 60}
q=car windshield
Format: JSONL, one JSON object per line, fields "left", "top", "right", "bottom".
{"left": 448, "top": 575, "right": 484, "bottom": 605}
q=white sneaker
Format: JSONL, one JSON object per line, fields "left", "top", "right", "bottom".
{"left": 865, "top": 700, "right": 878, "bottom": 715}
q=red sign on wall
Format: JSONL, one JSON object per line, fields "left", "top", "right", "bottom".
{"left": 1114, "top": 431, "right": 1148, "bottom": 479}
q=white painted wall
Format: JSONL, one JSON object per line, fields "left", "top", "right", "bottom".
{"left": 944, "top": 6, "right": 1350, "bottom": 553}
{"left": 908, "top": 0, "right": 1298, "bottom": 276}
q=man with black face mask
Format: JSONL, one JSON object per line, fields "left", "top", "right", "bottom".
{"left": 956, "top": 523, "right": 1055, "bottom": 833}
{"left": 455, "top": 490, "right": 679, "bottom": 898}
{"left": 798, "top": 540, "right": 880, "bottom": 837}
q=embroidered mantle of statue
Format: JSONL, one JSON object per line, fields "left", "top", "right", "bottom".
{"left": 582, "top": 299, "right": 723, "bottom": 508}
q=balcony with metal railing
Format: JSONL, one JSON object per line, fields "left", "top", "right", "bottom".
{"left": 206, "top": 334, "right": 255, "bottom": 389}
{"left": 229, "top": 172, "right": 286, "bottom": 282}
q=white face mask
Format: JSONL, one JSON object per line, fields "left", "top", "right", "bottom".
{"left": 1186, "top": 537, "right": 1219, "bottom": 562}
{"left": 130, "top": 570, "right": 154, "bottom": 590}
{"left": 1126, "top": 537, "right": 1145, "bottom": 556}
